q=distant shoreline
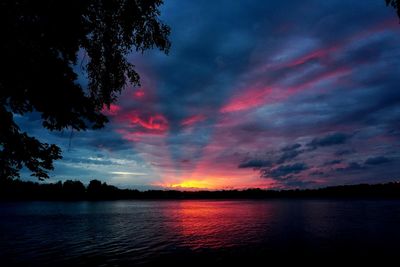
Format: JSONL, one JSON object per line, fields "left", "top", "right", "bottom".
{"left": 1, "top": 178, "right": 400, "bottom": 200}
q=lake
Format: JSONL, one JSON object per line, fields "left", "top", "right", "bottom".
{"left": 1, "top": 200, "right": 400, "bottom": 266}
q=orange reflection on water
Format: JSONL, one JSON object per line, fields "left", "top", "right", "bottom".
{"left": 163, "top": 200, "right": 276, "bottom": 250}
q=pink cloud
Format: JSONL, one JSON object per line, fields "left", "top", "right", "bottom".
{"left": 284, "top": 67, "right": 352, "bottom": 96}
{"left": 128, "top": 113, "right": 169, "bottom": 131}
{"left": 285, "top": 48, "right": 335, "bottom": 68}
{"left": 181, "top": 114, "right": 206, "bottom": 127}
{"left": 256, "top": 18, "right": 398, "bottom": 75}
{"left": 220, "top": 86, "right": 274, "bottom": 113}
{"left": 133, "top": 89, "right": 145, "bottom": 99}
{"left": 220, "top": 66, "right": 350, "bottom": 114}
{"left": 116, "top": 128, "right": 167, "bottom": 142}
{"left": 102, "top": 104, "right": 121, "bottom": 116}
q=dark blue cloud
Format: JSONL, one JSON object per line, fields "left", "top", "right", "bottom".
{"left": 335, "top": 149, "right": 355, "bottom": 156}
{"left": 323, "top": 159, "right": 342, "bottom": 166}
{"left": 277, "top": 149, "right": 303, "bottom": 164}
{"left": 365, "top": 156, "right": 391, "bottom": 165}
{"left": 336, "top": 162, "right": 365, "bottom": 172}
{"left": 238, "top": 159, "right": 271, "bottom": 169}
{"left": 262, "top": 163, "right": 309, "bottom": 180}
{"left": 281, "top": 143, "right": 302, "bottom": 151}
{"left": 307, "top": 132, "right": 351, "bottom": 149}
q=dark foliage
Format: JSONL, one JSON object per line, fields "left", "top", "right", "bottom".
{"left": 62, "top": 180, "right": 85, "bottom": 198}
{"left": 1, "top": 178, "right": 400, "bottom": 200}
{"left": 87, "top": 179, "right": 120, "bottom": 199}
{"left": 0, "top": 0, "right": 170, "bottom": 180}
{"left": 386, "top": 0, "right": 400, "bottom": 20}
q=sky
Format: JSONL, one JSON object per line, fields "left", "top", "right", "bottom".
{"left": 17, "top": 0, "right": 400, "bottom": 190}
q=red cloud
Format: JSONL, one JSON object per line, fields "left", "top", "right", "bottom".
{"left": 285, "top": 48, "right": 334, "bottom": 68}
{"left": 284, "top": 67, "right": 351, "bottom": 96}
{"left": 101, "top": 104, "right": 121, "bottom": 116}
{"left": 181, "top": 114, "right": 206, "bottom": 126}
{"left": 129, "top": 113, "right": 169, "bottom": 131}
{"left": 133, "top": 89, "right": 145, "bottom": 99}
{"left": 220, "top": 86, "right": 273, "bottom": 113}
{"left": 221, "top": 66, "right": 350, "bottom": 114}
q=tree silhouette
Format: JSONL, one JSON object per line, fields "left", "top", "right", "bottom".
{"left": 0, "top": 0, "right": 170, "bottom": 180}
{"left": 1, "top": 178, "right": 400, "bottom": 200}
{"left": 386, "top": 0, "right": 400, "bottom": 19}
{"left": 62, "top": 180, "right": 86, "bottom": 198}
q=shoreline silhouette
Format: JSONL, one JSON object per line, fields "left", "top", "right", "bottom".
{"left": 1, "top": 178, "right": 400, "bottom": 200}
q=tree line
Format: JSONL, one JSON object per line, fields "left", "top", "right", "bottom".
{"left": 1, "top": 178, "right": 400, "bottom": 200}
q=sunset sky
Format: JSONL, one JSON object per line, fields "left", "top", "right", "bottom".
{"left": 17, "top": 0, "right": 400, "bottom": 190}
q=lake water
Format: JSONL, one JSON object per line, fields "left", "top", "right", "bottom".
{"left": 1, "top": 200, "right": 400, "bottom": 265}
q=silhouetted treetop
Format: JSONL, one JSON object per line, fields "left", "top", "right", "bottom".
{"left": 386, "top": 0, "right": 400, "bottom": 20}
{"left": 0, "top": 0, "right": 170, "bottom": 179}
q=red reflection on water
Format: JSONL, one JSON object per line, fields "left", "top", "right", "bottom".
{"left": 164, "top": 201, "right": 276, "bottom": 250}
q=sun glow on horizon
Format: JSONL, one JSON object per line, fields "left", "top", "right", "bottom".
{"left": 169, "top": 180, "right": 216, "bottom": 190}
{"left": 154, "top": 174, "right": 273, "bottom": 191}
